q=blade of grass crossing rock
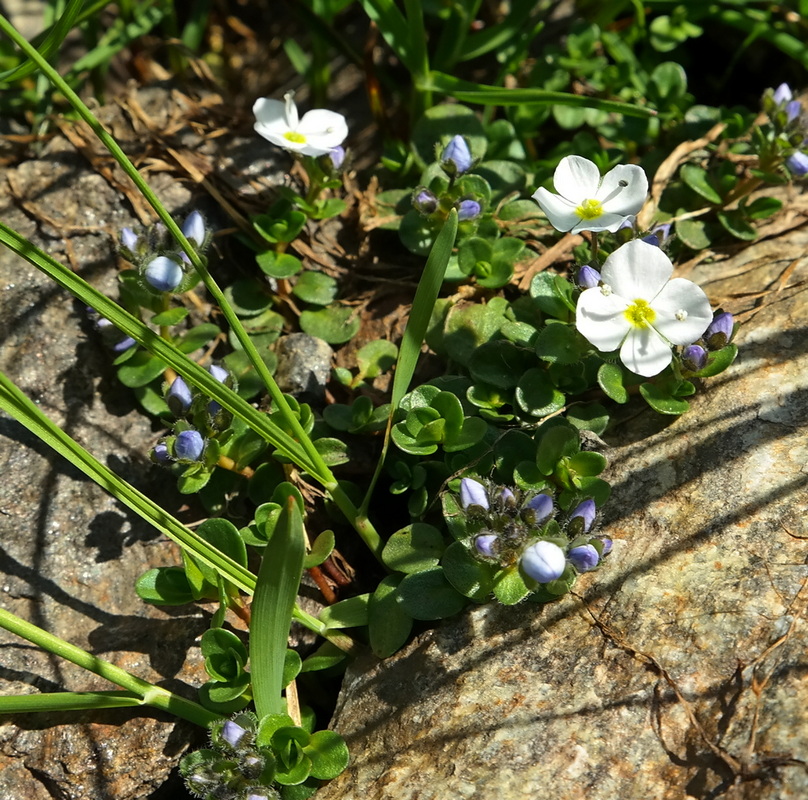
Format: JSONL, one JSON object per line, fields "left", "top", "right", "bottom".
{"left": 250, "top": 498, "right": 306, "bottom": 719}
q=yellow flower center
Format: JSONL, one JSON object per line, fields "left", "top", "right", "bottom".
{"left": 284, "top": 131, "right": 307, "bottom": 143}
{"left": 575, "top": 198, "right": 604, "bottom": 220}
{"left": 624, "top": 299, "right": 656, "bottom": 328}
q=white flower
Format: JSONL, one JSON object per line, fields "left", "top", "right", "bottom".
{"left": 576, "top": 240, "right": 713, "bottom": 377}
{"left": 253, "top": 91, "right": 348, "bottom": 157}
{"left": 532, "top": 155, "right": 648, "bottom": 233}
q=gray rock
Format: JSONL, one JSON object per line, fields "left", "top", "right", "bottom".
{"left": 273, "top": 333, "right": 333, "bottom": 402}
{"left": 316, "top": 223, "right": 808, "bottom": 799}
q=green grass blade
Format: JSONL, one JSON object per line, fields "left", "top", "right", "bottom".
{"left": 355, "top": 0, "right": 416, "bottom": 73}
{"left": 249, "top": 498, "right": 306, "bottom": 718}
{"left": 0, "top": 607, "right": 220, "bottom": 727}
{"left": 422, "top": 71, "right": 656, "bottom": 118}
{"left": 0, "top": 691, "right": 143, "bottom": 714}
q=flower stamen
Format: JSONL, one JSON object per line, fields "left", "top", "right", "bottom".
{"left": 624, "top": 298, "right": 656, "bottom": 328}
{"left": 675, "top": 309, "right": 688, "bottom": 321}
{"left": 575, "top": 198, "right": 604, "bottom": 220}
{"left": 283, "top": 131, "right": 306, "bottom": 143}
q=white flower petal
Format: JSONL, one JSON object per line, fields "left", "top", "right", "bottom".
{"left": 601, "top": 240, "right": 672, "bottom": 301}
{"left": 576, "top": 287, "right": 632, "bottom": 351}
{"left": 598, "top": 164, "right": 648, "bottom": 216}
{"left": 570, "top": 212, "right": 632, "bottom": 234}
{"left": 297, "top": 109, "right": 348, "bottom": 141}
{"left": 282, "top": 91, "right": 299, "bottom": 128}
{"left": 651, "top": 278, "right": 713, "bottom": 344}
{"left": 531, "top": 188, "right": 581, "bottom": 231}
{"left": 552, "top": 155, "right": 601, "bottom": 201}
{"left": 620, "top": 326, "right": 672, "bottom": 376}
{"left": 253, "top": 98, "right": 287, "bottom": 127}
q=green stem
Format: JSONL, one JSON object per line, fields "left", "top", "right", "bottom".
{"left": 0, "top": 691, "right": 143, "bottom": 714}
{"left": 0, "top": 12, "right": 383, "bottom": 556}
{"left": 0, "top": 607, "right": 220, "bottom": 727}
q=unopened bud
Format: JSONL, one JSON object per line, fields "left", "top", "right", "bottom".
{"left": 440, "top": 135, "right": 473, "bottom": 176}
{"left": 521, "top": 540, "right": 566, "bottom": 583}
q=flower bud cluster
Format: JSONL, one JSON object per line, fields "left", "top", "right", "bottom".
{"left": 120, "top": 210, "right": 211, "bottom": 295}
{"left": 459, "top": 478, "right": 612, "bottom": 588}
{"left": 150, "top": 365, "right": 235, "bottom": 466}
{"left": 412, "top": 135, "right": 484, "bottom": 225}
{"left": 762, "top": 83, "right": 808, "bottom": 177}
{"left": 678, "top": 310, "right": 736, "bottom": 374}
{"left": 181, "top": 713, "right": 279, "bottom": 800}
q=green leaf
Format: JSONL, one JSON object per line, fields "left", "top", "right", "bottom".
{"left": 135, "top": 567, "right": 194, "bottom": 606}
{"left": 319, "top": 594, "right": 370, "bottom": 630}
{"left": 639, "top": 383, "right": 691, "bottom": 415}
{"left": 292, "top": 271, "right": 339, "bottom": 306}
{"left": 250, "top": 499, "right": 306, "bottom": 718}
{"left": 530, "top": 272, "right": 573, "bottom": 320}
{"left": 382, "top": 523, "right": 445, "bottom": 573}
{"left": 283, "top": 649, "right": 303, "bottom": 688}
{"left": 224, "top": 278, "right": 273, "bottom": 317}
{"left": 567, "top": 402, "right": 609, "bottom": 435}
{"left": 117, "top": 350, "right": 167, "bottom": 387}
{"left": 717, "top": 210, "right": 757, "bottom": 241}
{"left": 535, "top": 323, "right": 587, "bottom": 364}
{"left": 398, "top": 567, "right": 467, "bottom": 620}
{"left": 441, "top": 541, "right": 494, "bottom": 601}
{"left": 369, "top": 575, "right": 413, "bottom": 658}
{"left": 597, "top": 362, "right": 628, "bottom": 403}
{"left": 176, "top": 324, "right": 221, "bottom": 354}
{"left": 300, "top": 640, "right": 348, "bottom": 673}
{"left": 357, "top": 339, "right": 398, "bottom": 380}
{"left": 313, "top": 437, "right": 350, "bottom": 466}
{"left": 468, "top": 339, "right": 535, "bottom": 389}
{"left": 151, "top": 307, "right": 188, "bottom": 327}
{"left": 253, "top": 209, "right": 307, "bottom": 243}
{"left": 743, "top": 196, "right": 782, "bottom": 220}
{"left": 304, "top": 730, "right": 350, "bottom": 780}
{"left": 695, "top": 344, "right": 738, "bottom": 378}
{"left": 299, "top": 306, "right": 360, "bottom": 344}
{"left": 303, "top": 529, "right": 335, "bottom": 568}
{"left": 257, "top": 251, "right": 303, "bottom": 279}
{"left": 680, "top": 164, "right": 722, "bottom": 204}
{"left": 493, "top": 565, "right": 530, "bottom": 605}
{"left": 536, "top": 424, "right": 579, "bottom": 475}
{"left": 675, "top": 215, "right": 713, "bottom": 250}
{"left": 515, "top": 368, "right": 566, "bottom": 417}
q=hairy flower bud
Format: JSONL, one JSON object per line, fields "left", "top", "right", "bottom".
{"left": 209, "top": 364, "right": 230, "bottom": 383}
{"left": 704, "top": 312, "right": 734, "bottom": 350}
{"left": 786, "top": 150, "right": 808, "bottom": 177}
{"left": 167, "top": 376, "right": 193, "bottom": 415}
{"left": 474, "top": 534, "right": 498, "bottom": 558}
{"left": 121, "top": 227, "right": 139, "bottom": 251}
{"left": 144, "top": 256, "right": 183, "bottom": 293}
{"left": 568, "top": 543, "right": 600, "bottom": 572}
{"left": 174, "top": 430, "right": 205, "bottom": 461}
{"left": 182, "top": 211, "right": 206, "bottom": 247}
{"left": 440, "top": 135, "right": 473, "bottom": 176}
{"left": 577, "top": 265, "right": 601, "bottom": 289}
{"left": 522, "top": 493, "right": 554, "bottom": 525}
{"left": 681, "top": 344, "right": 708, "bottom": 372}
{"left": 412, "top": 188, "right": 438, "bottom": 215}
{"left": 521, "top": 540, "right": 566, "bottom": 583}
{"left": 328, "top": 145, "right": 346, "bottom": 170}
{"left": 460, "top": 478, "right": 489, "bottom": 510}
{"left": 220, "top": 720, "right": 248, "bottom": 749}
{"left": 456, "top": 198, "right": 482, "bottom": 221}
{"left": 569, "top": 499, "right": 597, "bottom": 535}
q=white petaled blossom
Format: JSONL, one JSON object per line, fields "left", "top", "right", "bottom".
{"left": 253, "top": 91, "right": 348, "bottom": 157}
{"left": 532, "top": 155, "right": 648, "bottom": 233}
{"left": 576, "top": 240, "right": 713, "bottom": 377}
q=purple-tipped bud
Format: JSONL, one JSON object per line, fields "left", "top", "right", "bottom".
{"left": 786, "top": 150, "right": 808, "bottom": 177}
{"left": 704, "top": 312, "right": 734, "bottom": 349}
{"left": 521, "top": 540, "right": 566, "bottom": 583}
{"left": 152, "top": 442, "right": 171, "bottom": 463}
{"left": 681, "top": 344, "right": 708, "bottom": 372}
{"left": 600, "top": 537, "right": 613, "bottom": 555}
{"left": 144, "top": 256, "right": 183, "bottom": 292}
{"left": 174, "top": 430, "right": 205, "bottom": 461}
{"left": 328, "top": 145, "right": 346, "bottom": 170}
{"left": 460, "top": 478, "right": 489, "bottom": 510}
{"left": 773, "top": 83, "right": 793, "bottom": 106}
{"left": 412, "top": 188, "right": 438, "bottom": 215}
{"left": 440, "top": 135, "right": 473, "bottom": 176}
{"left": 568, "top": 543, "right": 600, "bottom": 572}
{"left": 786, "top": 100, "right": 802, "bottom": 123}
{"left": 498, "top": 487, "right": 516, "bottom": 505}
{"left": 246, "top": 794, "right": 270, "bottom": 800}
{"left": 577, "top": 265, "right": 601, "bottom": 289}
{"left": 569, "top": 499, "right": 597, "bottom": 534}
{"left": 642, "top": 222, "right": 672, "bottom": 248}
{"left": 209, "top": 364, "right": 229, "bottom": 382}
{"left": 474, "top": 534, "right": 498, "bottom": 558}
{"left": 523, "top": 493, "right": 554, "bottom": 525}
{"left": 221, "top": 720, "right": 247, "bottom": 748}
{"left": 182, "top": 211, "right": 206, "bottom": 247}
{"left": 167, "top": 376, "right": 193, "bottom": 415}
{"left": 456, "top": 199, "right": 481, "bottom": 221}
{"left": 121, "top": 227, "right": 139, "bottom": 251}
{"left": 112, "top": 335, "right": 136, "bottom": 353}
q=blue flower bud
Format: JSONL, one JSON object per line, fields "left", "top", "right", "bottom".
{"left": 773, "top": 83, "right": 793, "bottom": 106}
{"left": 521, "top": 540, "right": 566, "bottom": 583}
{"left": 456, "top": 199, "right": 481, "bottom": 221}
{"left": 474, "top": 534, "right": 498, "bottom": 558}
{"left": 144, "top": 256, "right": 183, "bottom": 292}
{"left": 182, "top": 210, "right": 206, "bottom": 247}
{"left": 246, "top": 794, "right": 270, "bottom": 800}
{"left": 460, "top": 477, "right": 488, "bottom": 510}
{"left": 152, "top": 442, "right": 171, "bottom": 463}
{"left": 440, "top": 135, "right": 473, "bottom": 176}
{"left": 209, "top": 364, "right": 229, "bottom": 383}
{"left": 412, "top": 188, "right": 438, "bottom": 215}
{"left": 112, "top": 335, "right": 136, "bottom": 353}
{"left": 121, "top": 227, "right": 139, "bottom": 251}
{"left": 786, "top": 150, "right": 808, "bottom": 177}
{"left": 600, "top": 537, "right": 613, "bottom": 555}
{"left": 498, "top": 487, "right": 515, "bottom": 505}
{"left": 523, "top": 493, "right": 553, "bottom": 525}
{"left": 786, "top": 100, "right": 802, "bottom": 123}
{"left": 174, "top": 430, "right": 205, "bottom": 461}
{"left": 167, "top": 376, "right": 193, "bottom": 415}
{"left": 221, "top": 720, "right": 248, "bottom": 748}
{"left": 577, "top": 265, "right": 601, "bottom": 289}
{"left": 642, "top": 222, "right": 671, "bottom": 248}
{"left": 569, "top": 499, "right": 596, "bottom": 534}
{"left": 704, "top": 312, "right": 734, "bottom": 349}
{"left": 328, "top": 145, "right": 346, "bottom": 170}
{"left": 568, "top": 543, "right": 600, "bottom": 572}
{"left": 681, "top": 344, "right": 708, "bottom": 372}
